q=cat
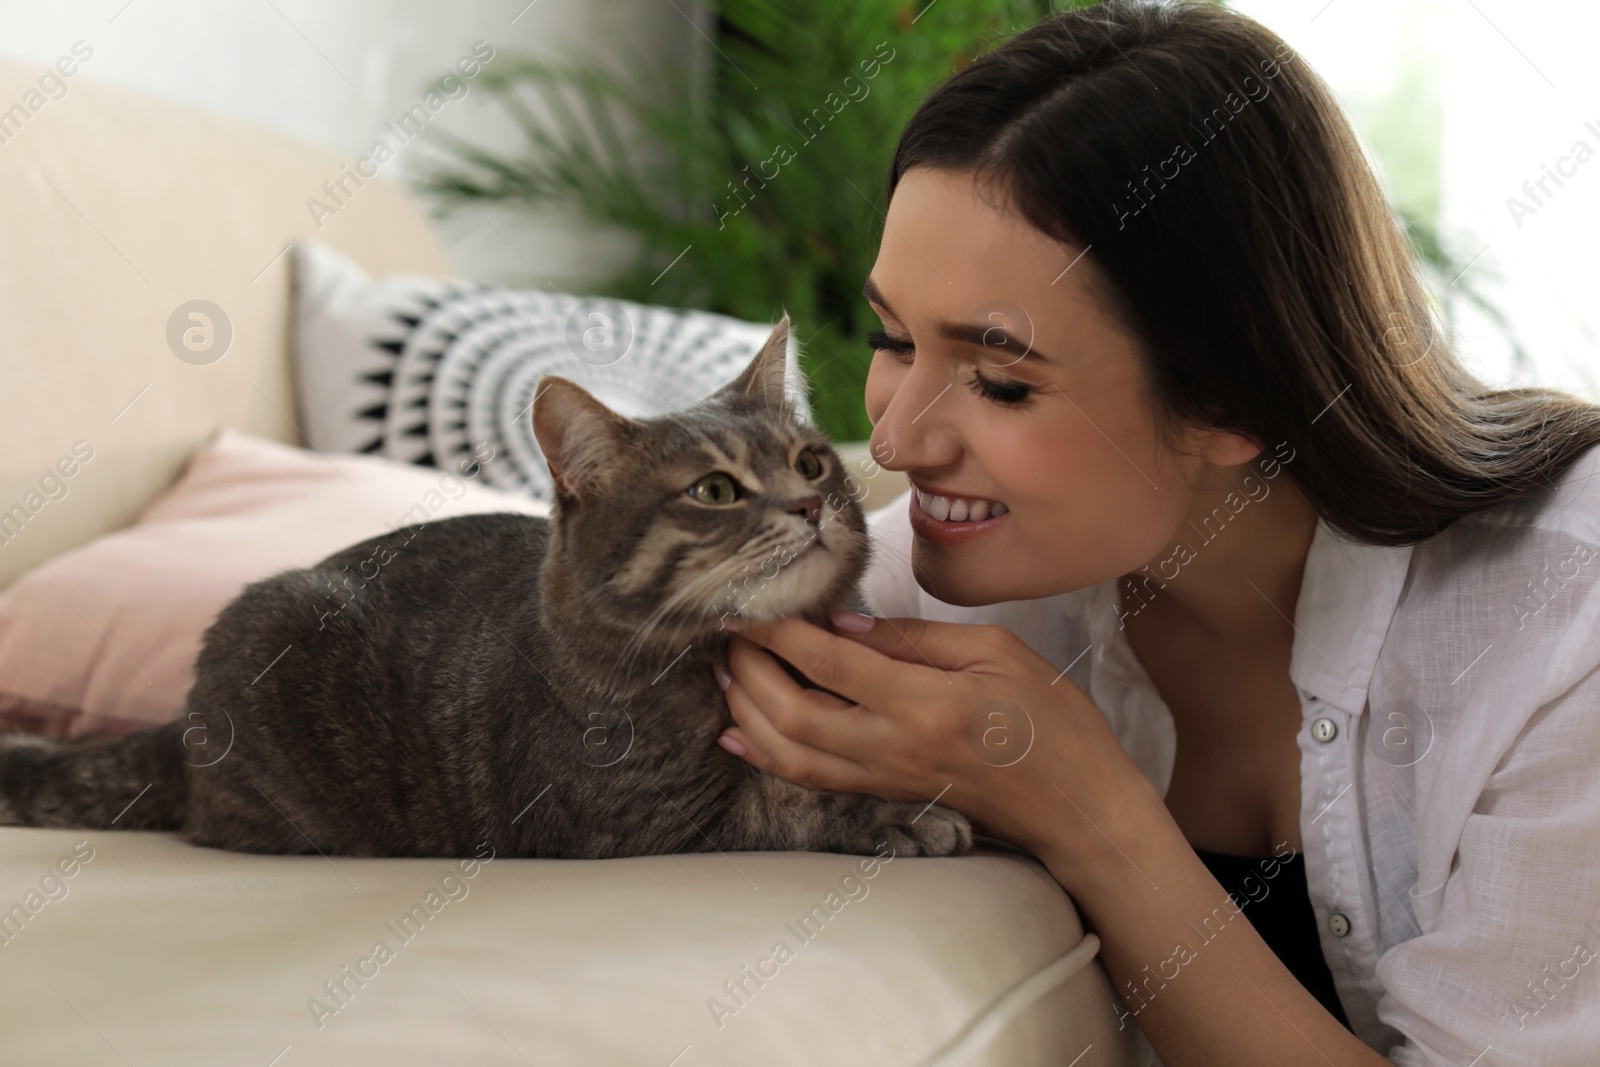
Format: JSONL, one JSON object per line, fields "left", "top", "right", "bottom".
{"left": 0, "top": 317, "right": 972, "bottom": 861}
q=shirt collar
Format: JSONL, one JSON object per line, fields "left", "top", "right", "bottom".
{"left": 1078, "top": 516, "right": 1415, "bottom": 721}
{"left": 1289, "top": 517, "right": 1414, "bottom": 717}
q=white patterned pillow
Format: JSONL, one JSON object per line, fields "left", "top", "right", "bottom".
{"left": 290, "top": 241, "right": 810, "bottom": 505}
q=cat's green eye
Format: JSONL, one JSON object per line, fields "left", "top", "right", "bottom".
{"left": 688, "top": 472, "right": 741, "bottom": 506}
{"left": 795, "top": 448, "right": 824, "bottom": 480}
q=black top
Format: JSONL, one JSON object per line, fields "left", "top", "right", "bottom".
{"left": 1194, "top": 846, "right": 1353, "bottom": 1032}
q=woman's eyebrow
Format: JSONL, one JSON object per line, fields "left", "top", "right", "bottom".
{"left": 862, "top": 276, "right": 1054, "bottom": 366}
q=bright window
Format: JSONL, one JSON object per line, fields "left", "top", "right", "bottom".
{"left": 1235, "top": 0, "right": 1600, "bottom": 400}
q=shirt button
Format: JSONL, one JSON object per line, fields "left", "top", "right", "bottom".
{"left": 1328, "top": 913, "right": 1351, "bottom": 938}
{"left": 1311, "top": 717, "right": 1338, "bottom": 743}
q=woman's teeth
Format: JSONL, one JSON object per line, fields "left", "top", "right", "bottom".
{"left": 917, "top": 491, "right": 1008, "bottom": 522}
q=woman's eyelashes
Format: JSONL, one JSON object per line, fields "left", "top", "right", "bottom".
{"left": 865, "top": 326, "right": 1036, "bottom": 407}
{"left": 864, "top": 326, "right": 913, "bottom": 355}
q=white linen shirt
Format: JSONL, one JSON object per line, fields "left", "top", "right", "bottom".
{"left": 857, "top": 445, "right": 1600, "bottom": 1066}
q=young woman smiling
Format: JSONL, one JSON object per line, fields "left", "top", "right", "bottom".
{"left": 710, "top": 1, "right": 1600, "bottom": 1063}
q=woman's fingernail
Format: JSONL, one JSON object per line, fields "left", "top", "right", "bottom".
{"left": 717, "top": 732, "right": 747, "bottom": 758}
{"left": 712, "top": 662, "right": 732, "bottom": 690}
{"left": 829, "top": 609, "right": 876, "bottom": 634}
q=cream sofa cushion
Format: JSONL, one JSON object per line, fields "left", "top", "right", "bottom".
{"left": 0, "top": 827, "right": 1150, "bottom": 1066}
{"left": 0, "top": 57, "right": 451, "bottom": 589}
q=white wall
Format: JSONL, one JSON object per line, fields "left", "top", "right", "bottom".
{"left": 0, "top": 0, "right": 703, "bottom": 288}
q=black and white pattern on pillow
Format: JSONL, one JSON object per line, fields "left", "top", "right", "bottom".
{"left": 291, "top": 241, "right": 810, "bottom": 505}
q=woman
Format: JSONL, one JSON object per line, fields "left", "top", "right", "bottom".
{"left": 709, "top": 1, "right": 1600, "bottom": 1064}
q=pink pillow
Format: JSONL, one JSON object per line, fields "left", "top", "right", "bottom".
{"left": 0, "top": 429, "right": 549, "bottom": 738}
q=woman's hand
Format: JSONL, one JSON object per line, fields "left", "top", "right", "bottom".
{"left": 713, "top": 609, "right": 1153, "bottom": 858}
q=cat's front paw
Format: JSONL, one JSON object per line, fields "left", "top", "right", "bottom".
{"left": 871, "top": 802, "right": 973, "bottom": 858}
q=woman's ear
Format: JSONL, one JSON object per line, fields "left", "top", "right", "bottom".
{"left": 1202, "top": 430, "right": 1268, "bottom": 468}
{"left": 1176, "top": 418, "right": 1266, "bottom": 470}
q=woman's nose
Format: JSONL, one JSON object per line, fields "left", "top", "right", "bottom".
{"left": 867, "top": 360, "right": 960, "bottom": 474}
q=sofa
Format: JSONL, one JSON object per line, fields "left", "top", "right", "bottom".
{"left": 0, "top": 57, "right": 1152, "bottom": 1067}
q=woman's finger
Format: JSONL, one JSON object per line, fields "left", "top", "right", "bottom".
{"left": 726, "top": 637, "right": 881, "bottom": 753}
{"left": 719, "top": 675, "right": 871, "bottom": 792}
{"left": 727, "top": 615, "right": 929, "bottom": 709}
{"left": 727, "top": 633, "right": 854, "bottom": 712}
{"left": 826, "top": 613, "right": 1010, "bottom": 672}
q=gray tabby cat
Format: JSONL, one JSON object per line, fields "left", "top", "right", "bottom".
{"left": 0, "top": 318, "right": 972, "bottom": 861}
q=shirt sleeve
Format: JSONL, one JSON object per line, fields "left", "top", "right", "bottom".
{"left": 1375, "top": 654, "right": 1600, "bottom": 1066}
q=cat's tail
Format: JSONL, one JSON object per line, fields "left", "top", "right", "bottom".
{"left": 0, "top": 720, "right": 187, "bottom": 831}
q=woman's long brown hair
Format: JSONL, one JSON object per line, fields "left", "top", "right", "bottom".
{"left": 889, "top": 0, "right": 1600, "bottom": 546}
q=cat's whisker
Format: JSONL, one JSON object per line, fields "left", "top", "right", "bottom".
{"left": 621, "top": 532, "right": 792, "bottom": 668}
{"left": 618, "top": 554, "right": 752, "bottom": 671}
{"left": 619, "top": 523, "right": 823, "bottom": 675}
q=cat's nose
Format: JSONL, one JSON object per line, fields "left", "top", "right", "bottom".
{"left": 788, "top": 495, "right": 824, "bottom": 527}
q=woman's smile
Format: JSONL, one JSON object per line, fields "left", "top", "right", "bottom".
{"left": 906, "top": 483, "right": 1010, "bottom": 545}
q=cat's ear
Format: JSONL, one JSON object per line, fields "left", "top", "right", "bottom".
{"left": 713, "top": 314, "right": 793, "bottom": 413}
{"left": 531, "top": 376, "right": 641, "bottom": 499}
